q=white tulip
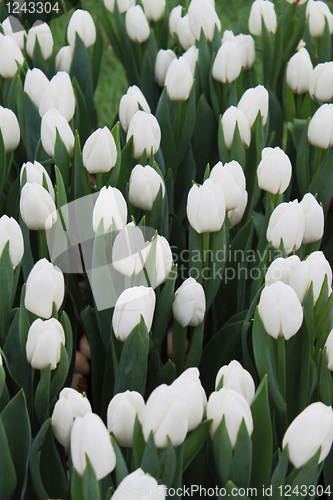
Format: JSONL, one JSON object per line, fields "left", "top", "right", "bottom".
{"left": 26, "top": 318, "right": 65, "bottom": 370}
{"left": 83, "top": 127, "right": 117, "bottom": 174}
{"left": 0, "top": 106, "right": 20, "bottom": 153}
{"left": 0, "top": 33, "right": 24, "bottom": 78}
{"left": 41, "top": 108, "right": 75, "bottom": 157}
{"left": 325, "top": 329, "right": 333, "bottom": 371}
{"left": 142, "top": 0, "right": 165, "bottom": 21}
{"left": 25, "top": 259, "right": 65, "bottom": 319}
{"left": 104, "top": 0, "right": 135, "bottom": 14}
{"left": 182, "top": 46, "right": 198, "bottom": 77}
{"left": 266, "top": 200, "right": 305, "bottom": 254}
{"left": 308, "top": 103, "right": 333, "bottom": 149}
{"left": 39, "top": 72, "right": 76, "bottom": 121}
{"left": 265, "top": 255, "right": 301, "bottom": 286}
{"left": 165, "top": 57, "right": 194, "bottom": 101}
{"left": 155, "top": 49, "right": 177, "bottom": 87}
{"left": 212, "top": 41, "right": 242, "bottom": 84}
{"left": 67, "top": 9, "right": 96, "bottom": 48}
{"left": 112, "top": 286, "right": 156, "bottom": 342}
{"left": 20, "top": 161, "right": 55, "bottom": 200}
{"left": 228, "top": 190, "right": 248, "bottom": 228}
{"left": 126, "top": 111, "right": 161, "bottom": 159}
{"left": 172, "top": 277, "right": 206, "bottom": 327}
{"left": 237, "top": 85, "right": 269, "bottom": 127}
{"left": 24, "top": 68, "right": 49, "bottom": 108}
{"left": 210, "top": 160, "right": 246, "bottom": 211}
{"left": 257, "top": 147, "right": 292, "bottom": 194}
{"left": 207, "top": 388, "right": 253, "bottom": 448}
{"left": 56, "top": 46, "right": 74, "bottom": 73}
{"left": 172, "top": 368, "right": 207, "bottom": 432}
{"left": 107, "top": 391, "right": 145, "bottom": 447}
{"left": 188, "top": 0, "right": 221, "bottom": 42}
{"left": 235, "top": 34, "right": 255, "bottom": 70}
{"left": 221, "top": 106, "right": 251, "bottom": 149}
{"left": 2, "top": 16, "right": 25, "bottom": 50}
{"left": 286, "top": 48, "right": 313, "bottom": 94}
{"left": 26, "top": 21, "right": 54, "bottom": 60}
{"left": 112, "top": 469, "right": 166, "bottom": 500}
{"left": 92, "top": 186, "right": 127, "bottom": 233}
{"left": 289, "top": 251, "right": 332, "bottom": 304}
{"left": 258, "top": 281, "right": 303, "bottom": 340}
{"left": 20, "top": 183, "right": 56, "bottom": 231}
{"left": 249, "top": 0, "right": 277, "bottom": 37}
{"left": 187, "top": 178, "right": 226, "bottom": 234}
{"left": 0, "top": 215, "right": 24, "bottom": 268}
{"left": 125, "top": 5, "right": 150, "bottom": 43}
{"left": 306, "top": 0, "right": 333, "bottom": 38}
{"left": 309, "top": 62, "right": 333, "bottom": 102}
{"left": 215, "top": 360, "right": 255, "bottom": 404}
{"left": 52, "top": 388, "right": 92, "bottom": 448}
{"left": 112, "top": 222, "right": 150, "bottom": 277}
{"left": 119, "top": 85, "right": 151, "bottom": 133}
{"left": 300, "top": 193, "right": 324, "bottom": 244}
{"left": 129, "top": 164, "right": 165, "bottom": 210}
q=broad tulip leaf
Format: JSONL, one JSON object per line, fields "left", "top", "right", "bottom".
{"left": 318, "top": 349, "right": 333, "bottom": 406}
{"left": 198, "top": 29, "right": 210, "bottom": 99}
{"left": 49, "top": 343, "right": 69, "bottom": 406}
{"left": 82, "top": 455, "right": 102, "bottom": 500}
{"left": 270, "top": 446, "right": 289, "bottom": 500}
{"left": 151, "top": 262, "right": 177, "bottom": 348}
{"left": 0, "top": 242, "right": 14, "bottom": 347}
{"left": 70, "top": 32, "right": 95, "bottom": 123}
{"left": 140, "top": 32, "right": 159, "bottom": 112}
{"left": 177, "top": 87, "right": 196, "bottom": 164}
{"left": 189, "top": 225, "right": 203, "bottom": 286}
{"left": 54, "top": 128, "right": 70, "bottom": 190}
{"left": 72, "top": 76, "right": 92, "bottom": 146}
{"left": 160, "top": 437, "right": 177, "bottom": 488}
{"left": 132, "top": 415, "right": 146, "bottom": 470}
{"left": 114, "top": 317, "right": 149, "bottom": 395}
{"left": 308, "top": 146, "right": 333, "bottom": 215}
{"left": 225, "top": 481, "right": 250, "bottom": 500}
{"left": 205, "top": 219, "right": 228, "bottom": 311}
{"left": 324, "top": 442, "right": 333, "bottom": 495}
{"left": 289, "top": 448, "right": 321, "bottom": 497}
{"left": 155, "top": 89, "right": 178, "bottom": 176}
{"left": 35, "top": 364, "right": 51, "bottom": 424}
{"left": 186, "top": 322, "right": 205, "bottom": 369}
{"left": 111, "top": 435, "right": 128, "bottom": 485}
{"left": 24, "top": 91, "right": 42, "bottom": 161}
{"left": 282, "top": 75, "right": 296, "bottom": 122}
{"left": 107, "top": 122, "right": 122, "bottom": 188}
{"left": 212, "top": 416, "right": 233, "bottom": 486}
{"left": 145, "top": 359, "right": 176, "bottom": 398}
{"left": 318, "top": 17, "right": 331, "bottom": 63}
{"left": 174, "top": 144, "right": 196, "bottom": 221}
{"left": 0, "top": 390, "right": 30, "bottom": 500}
{"left": 269, "top": 16, "right": 283, "bottom": 91}
{"left": 230, "top": 121, "right": 246, "bottom": 168}
{"left": 141, "top": 431, "right": 160, "bottom": 479}
{"left": 92, "top": 23, "right": 104, "bottom": 92}
{"left": 0, "top": 417, "right": 17, "bottom": 500}
{"left": 262, "top": 19, "right": 272, "bottom": 87}
{"left": 183, "top": 420, "right": 212, "bottom": 472}
{"left": 229, "top": 419, "right": 252, "bottom": 489}
{"left": 116, "top": 135, "right": 133, "bottom": 195}
{"left": 250, "top": 376, "right": 272, "bottom": 498}
{"left": 217, "top": 116, "right": 229, "bottom": 165}
{"left": 71, "top": 466, "right": 86, "bottom": 500}
{"left": 74, "top": 132, "right": 91, "bottom": 200}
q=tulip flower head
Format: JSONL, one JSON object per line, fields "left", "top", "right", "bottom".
{"left": 67, "top": 9, "right": 96, "bottom": 48}
{"left": 187, "top": 178, "right": 226, "bottom": 233}
{"left": 266, "top": 199, "right": 305, "bottom": 254}
{"left": 257, "top": 147, "right": 292, "bottom": 195}
{"left": 215, "top": 360, "right": 255, "bottom": 404}
{"left": 26, "top": 318, "right": 65, "bottom": 370}
{"left": 107, "top": 391, "right": 145, "bottom": 447}
{"left": 0, "top": 215, "right": 24, "bottom": 268}
{"left": 286, "top": 47, "right": 313, "bottom": 94}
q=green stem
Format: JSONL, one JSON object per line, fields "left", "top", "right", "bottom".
{"left": 96, "top": 173, "right": 104, "bottom": 191}
{"left": 172, "top": 319, "right": 188, "bottom": 377}
{"left": 296, "top": 93, "right": 303, "bottom": 118}
{"left": 202, "top": 232, "right": 210, "bottom": 291}
{"left": 222, "top": 82, "right": 228, "bottom": 114}
{"left": 277, "top": 336, "right": 286, "bottom": 402}
{"left": 313, "top": 147, "right": 323, "bottom": 176}
{"left": 39, "top": 230, "right": 49, "bottom": 260}
{"left": 174, "top": 100, "right": 186, "bottom": 148}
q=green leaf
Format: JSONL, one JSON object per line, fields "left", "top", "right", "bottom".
{"left": 132, "top": 415, "right": 146, "bottom": 470}
{"left": 230, "top": 121, "right": 246, "bottom": 167}
{"left": 114, "top": 317, "right": 149, "bottom": 396}
{"left": 183, "top": 420, "right": 212, "bottom": 472}
{"left": 189, "top": 225, "right": 203, "bottom": 285}
{"left": 107, "top": 122, "right": 122, "bottom": 188}
{"left": 23, "top": 92, "right": 41, "bottom": 162}
{"left": 116, "top": 135, "right": 134, "bottom": 195}
{"left": 155, "top": 89, "right": 178, "bottom": 176}
{"left": 141, "top": 431, "right": 160, "bottom": 479}
{"left": 177, "top": 87, "right": 196, "bottom": 163}
{"left": 160, "top": 437, "right": 177, "bottom": 488}
{"left": 110, "top": 435, "right": 128, "bottom": 486}
{"left": 270, "top": 446, "right": 289, "bottom": 500}
{"left": 35, "top": 364, "right": 51, "bottom": 425}
{"left": 0, "top": 242, "right": 14, "bottom": 347}
{"left": 54, "top": 128, "right": 70, "bottom": 192}
{"left": 73, "top": 76, "right": 92, "bottom": 146}
{"left": 229, "top": 419, "right": 252, "bottom": 489}
{"left": 92, "top": 23, "right": 104, "bottom": 92}
{"left": 71, "top": 466, "right": 85, "bottom": 500}
{"left": 145, "top": 359, "right": 176, "bottom": 397}
{"left": 250, "top": 376, "right": 272, "bottom": 498}
{"left": 0, "top": 390, "right": 31, "bottom": 500}
{"left": 218, "top": 115, "right": 230, "bottom": 164}
{"left": 262, "top": 18, "right": 272, "bottom": 87}
{"left": 212, "top": 416, "right": 233, "bottom": 486}
{"left": 205, "top": 219, "right": 228, "bottom": 311}
{"left": 186, "top": 322, "right": 205, "bottom": 369}
{"left": 70, "top": 32, "right": 95, "bottom": 123}
{"left": 295, "top": 123, "right": 310, "bottom": 198}
{"left": 73, "top": 132, "right": 91, "bottom": 200}
{"left": 318, "top": 17, "right": 331, "bottom": 63}
{"left": 0, "top": 417, "right": 17, "bottom": 500}
{"left": 140, "top": 32, "right": 159, "bottom": 112}
{"left": 309, "top": 148, "right": 333, "bottom": 215}
{"left": 289, "top": 449, "right": 320, "bottom": 498}
{"left": 151, "top": 263, "right": 177, "bottom": 348}
{"left": 282, "top": 73, "right": 296, "bottom": 121}
{"left": 82, "top": 455, "right": 102, "bottom": 500}
{"left": 198, "top": 29, "right": 210, "bottom": 98}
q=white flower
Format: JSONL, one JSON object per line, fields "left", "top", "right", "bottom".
{"left": 266, "top": 200, "right": 305, "bottom": 254}
{"left": 215, "top": 360, "right": 255, "bottom": 404}
{"left": 107, "top": 391, "right": 145, "bottom": 447}
{"left": 155, "top": 49, "right": 176, "bottom": 87}
{"left": 20, "top": 183, "right": 57, "bottom": 231}
{"left": 41, "top": 108, "right": 75, "bottom": 157}
{"left": 112, "top": 469, "right": 166, "bottom": 500}
{"left": 119, "top": 85, "right": 151, "bottom": 133}
{"left": 56, "top": 46, "right": 74, "bottom": 73}
{"left": 286, "top": 48, "right": 313, "bottom": 94}
{"left": 172, "top": 368, "right": 207, "bottom": 432}
{"left": 172, "top": 277, "right": 206, "bottom": 327}
{"left": 237, "top": 85, "right": 269, "bottom": 127}
{"left": 0, "top": 215, "right": 24, "bottom": 268}
{"left": 306, "top": 0, "right": 333, "bottom": 38}
{"left": 265, "top": 255, "right": 301, "bottom": 286}
{"left": 128, "top": 164, "right": 165, "bottom": 211}
{"left": 26, "top": 21, "right": 53, "bottom": 60}
{"left": 187, "top": 178, "right": 226, "bottom": 233}
{"left": 112, "top": 223, "right": 150, "bottom": 277}
{"left": 257, "top": 147, "right": 292, "bottom": 194}
{"left": 39, "top": 72, "right": 76, "bottom": 122}
{"left": 0, "top": 106, "right": 20, "bottom": 153}
{"left": 24, "top": 68, "right": 49, "bottom": 108}
{"left": 126, "top": 111, "right": 161, "bottom": 159}
{"left": 67, "top": 9, "right": 96, "bottom": 48}
{"left": 221, "top": 106, "right": 251, "bottom": 149}
{"left": 93, "top": 186, "right": 127, "bottom": 233}
{"left": 125, "top": 5, "right": 150, "bottom": 43}
{"left": 309, "top": 62, "right": 333, "bottom": 102}
{"left": 165, "top": 57, "right": 194, "bottom": 101}
{"left": 82, "top": 127, "right": 117, "bottom": 174}
{"left": 0, "top": 33, "right": 24, "bottom": 78}
{"left": 249, "top": 0, "right": 277, "bottom": 37}
{"left": 289, "top": 251, "right": 332, "bottom": 304}
{"left": 300, "top": 193, "right": 324, "bottom": 245}
{"left": 26, "top": 318, "right": 65, "bottom": 370}
{"left": 308, "top": 103, "right": 333, "bottom": 149}
{"left": 210, "top": 160, "right": 246, "bottom": 211}
{"left": 2, "top": 16, "right": 25, "bottom": 50}
{"left": 188, "top": 0, "right": 221, "bottom": 42}
{"left": 212, "top": 41, "right": 242, "bottom": 84}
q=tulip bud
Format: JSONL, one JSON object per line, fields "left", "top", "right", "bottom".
{"left": 26, "top": 21, "right": 54, "bottom": 60}
{"left": 308, "top": 103, "right": 333, "bottom": 149}
{"left": 155, "top": 49, "right": 177, "bottom": 87}
{"left": 26, "top": 318, "right": 65, "bottom": 370}
{"left": 129, "top": 164, "right": 165, "bottom": 211}
{"left": 286, "top": 47, "right": 313, "bottom": 94}
{"left": 215, "top": 360, "right": 255, "bottom": 404}
{"left": 212, "top": 40, "right": 242, "bottom": 84}
{"left": 67, "top": 9, "right": 96, "bottom": 48}
{"left": 258, "top": 281, "right": 303, "bottom": 339}
{"left": 71, "top": 413, "right": 116, "bottom": 480}
{"left": 0, "top": 106, "right": 20, "bottom": 153}
{"left": 41, "top": 108, "right": 75, "bottom": 157}
{"left": 125, "top": 5, "right": 150, "bottom": 43}
{"left": 299, "top": 193, "right": 324, "bottom": 244}
{"left": 2, "top": 16, "right": 25, "bottom": 50}
{"left": 210, "top": 160, "right": 246, "bottom": 211}
{"left": 188, "top": 0, "right": 221, "bottom": 42}
{"left": 142, "top": 0, "right": 165, "bottom": 21}
{"left": 172, "top": 368, "right": 207, "bottom": 431}
{"left": 221, "top": 106, "right": 251, "bottom": 149}
{"left": 107, "top": 391, "right": 145, "bottom": 447}
{"left": 309, "top": 62, "right": 333, "bottom": 102}
{"left": 24, "top": 68, "right": 49, "bottom": 108}
{"left": 25, "top": 258, "right": 65, "bottom": 319}
{"left": 52, "top": 388, "right": 92, "bottom": 448}
{"left": 93, "top": 186, "right": 127, "bottom": 233}
{"left": 20, "top": 183, "right": 56, "bottom": 231}
{"left": 249, "top": 0, "right": 277, "bottom": 36}
{"left": 172, "top": 277, "right": 206, "bottom": 327}
{"left": 0, "top": 33, "right": 24, "bottom": 78}
{"left": 112, "top": 286, "right": 156, "bottom": 342}
{"left": 141, "top": 383, "right": 189, "bottom": 447}
{"left": 169, "top": 5, "right": 182, "bottom": 38}
{"left": 20, "top": 161, "right": 55, "bottom": 200}
{"left": 207, "top": 388, "right": 253, "bottom": 447}
{"left": 82, "top": 126, "right": 117, "bottom": 174}
{"left": 325, "top": 330, "right": 333, "bottom": 371}
{"left": 165, "top": 57, "right": 194, "bottom": 101}
{"left": 112, "top": 223, "right": 150, "bottom": 277}
{"left": 169, "top": 7, "right": 195, "bottom": 50}
{"left": 265, "top": 255, "right": 301, "bottom": 286}
{"left": 126, "top": 111, "right": 161, "bottom": 159}
{"left": 112, "top": 469, "right": 166, "bottom": 500}
{"left": 56, "top": 45, "right": 74, "bottom": 73}
{"left": 39, "top": 72, "right": 76, "bottom": 122}
{"left": 306, "top": 0, "right": 333, "bottom": 38}
{"left": 183, "top": 46, "right": 198, "bottom": 77}
{"left": 104, "top": 0, "right": 135, "bottom": 14}
{"left": 257, "top": 146, "right": 292, "bottom": 194}
{"left": 237, "top": 85, "right": 269, "bottom": 127}
{"left": 282, "top": 402, "right": 333, "bottom": 468}
{"left": 235, "top": 34, "right": 255, "bottom": 70}
{"left": 228, "top": 190, "right": 248, "bottom": 228}
{"left": 266, "top": 200, "right": 305, "bottom": 254}
{"left": 187, "top": 178, "right": 226, "bottom": 233}
{"left": 153, "top": 235, "right": 173, "bottom": 287}
{"left": 0, "top": 215, "right": 24, "bottom": 268}
{"left": 119, "top": 85, "right": 151, "bottom": 133}
{"left": 289, "top": 251, "right": 332, "bottom": 304}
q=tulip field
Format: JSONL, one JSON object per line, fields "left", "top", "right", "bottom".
{"left": 2, "top": 0, "right": 333, "bottom": 499}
